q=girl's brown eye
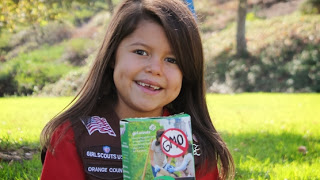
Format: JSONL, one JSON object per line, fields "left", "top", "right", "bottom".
{"left": 165, "top": 57, "right": 177, "bottom": 64}
{"left": 134, "top": 50, "right": 148, "bottom": 56}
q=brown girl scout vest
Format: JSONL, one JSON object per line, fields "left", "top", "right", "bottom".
{"left": 72, "top": 107, "right": 123, "bottom": 180}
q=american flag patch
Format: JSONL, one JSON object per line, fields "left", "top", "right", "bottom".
{"left": 81, "top": 116, "right": 116, "bottom": 136}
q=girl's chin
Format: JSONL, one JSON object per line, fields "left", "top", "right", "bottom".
{"left": 132, "top": 107, "right": 163, "bottom": 117}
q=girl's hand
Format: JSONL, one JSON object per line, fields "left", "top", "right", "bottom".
{"left": 168, "top": 167, "right": 176, "bottom": 173}
{"left": 163, "top": 163, "right": 172, "bottom": 171}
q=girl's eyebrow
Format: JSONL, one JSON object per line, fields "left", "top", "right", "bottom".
{"left": 128, "top": 42, "right": 150, "bottom": 48}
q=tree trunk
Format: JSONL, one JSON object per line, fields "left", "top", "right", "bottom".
{"left": 106, "top": 0, "right": 114, "bottom": 13}
{"left": 236, "top": 0, "right": 248, "bottom": 56}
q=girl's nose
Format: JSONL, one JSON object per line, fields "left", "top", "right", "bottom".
{"left": 146, "top": 56, "right": 163, "bottom": 76}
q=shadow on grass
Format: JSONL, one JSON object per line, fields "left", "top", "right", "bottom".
{"left": 220, "top": 131, "right": 320, "bottom": 179}
{"left": 0, "top": 140, "right": 40, "bottom": 152}
{"left": 0, "top": 138, "right": 41, "bottom": 179}
{"left": 0, "top": 152, "right": 42, "bottom": 179}
{"left": 0, "top": 135, "right": 40, "bottom": 162}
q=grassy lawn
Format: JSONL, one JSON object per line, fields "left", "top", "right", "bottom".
{"left": 0, "top": 94, "right": 319, "bottom": 179}
{"left": 0, "top": 97, "right": 72, "bottom": 179}
{"left": 207, "top": 93, "right": 320, "bottom": 179}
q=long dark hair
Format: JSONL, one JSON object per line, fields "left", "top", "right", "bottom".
{"left": 41, "top": 0, "right": 234, "bottom": 178}
{"left": 155, "top": 129, "right": 165, "bottom": 146}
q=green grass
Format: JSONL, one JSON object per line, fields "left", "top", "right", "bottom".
{"left": 0, "top": 94, "right": 319, "bottom": 179}
{"left": 0, "top": 97, "right": 72, "bottom": 179}
{"left": 207, "top": 93, "right": 320, "bottom": 179}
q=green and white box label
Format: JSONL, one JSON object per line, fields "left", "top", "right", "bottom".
{"left": 120, "top": 113, "right": 196, "bottom": 180}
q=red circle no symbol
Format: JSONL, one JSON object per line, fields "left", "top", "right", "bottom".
{"left": 160, "top": 128, "right": 188, "bottom": 157}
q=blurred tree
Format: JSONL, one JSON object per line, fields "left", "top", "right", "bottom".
{"left": 0, "top": 0, "right": 69, "bottom": 32}
{"left": 106, "top": 0, "right": 114, "bottom": 13}
{"left": 236, "top": 0, "right": 249, "bottom": 56}
{"left": 0, "top": 0, "right": 113, "bottom": 32}
{"left": 300, "top": 0, "right": 320, "bottom": 14}
{"left": 0, "top": 0, "right": 62, "bottom": 32}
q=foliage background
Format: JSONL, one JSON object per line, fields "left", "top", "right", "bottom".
{"left": 0, "top": 0, "right": 319, "bottom": 96}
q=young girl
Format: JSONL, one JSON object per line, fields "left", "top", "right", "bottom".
{"left": 40, "top": 0, "right": 234, "bottom": 179}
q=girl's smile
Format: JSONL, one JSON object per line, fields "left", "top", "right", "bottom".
{"left": 135, "top": 80, "right": 162, "bottom": 93}
{"left": 113, "top": 20, "right": 183, "bottom": 119}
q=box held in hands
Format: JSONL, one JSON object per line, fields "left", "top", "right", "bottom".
{"left": 120, "top": 113, "right": 196, "bottom": 180}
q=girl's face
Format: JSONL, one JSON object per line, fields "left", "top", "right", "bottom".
{"left": 113, "top": 20, "right": 183, "bottom": 119}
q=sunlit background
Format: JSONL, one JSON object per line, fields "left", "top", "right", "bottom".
{"left": 0, "top": 0, "right": 319, "bottom": 179}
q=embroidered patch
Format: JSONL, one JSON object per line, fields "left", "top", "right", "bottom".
{"left": 85, "top": 164, "right": 123, "bottom": 179}
{"left": 81, "top": 116, "right": 117, "bottom": 136}
{"left": 86, "top": 151, "right": 122, "bottom": 160}
{"left": 103, "top": 146, "right": 111, "bottom": 154}
{"left": 84, "top": 146, "right": 122, "bottom": 161}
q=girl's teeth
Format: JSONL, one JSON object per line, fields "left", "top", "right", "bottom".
{"left": 138, "top": 82, "right": 160, "bottom": 90}
{"left": 150, "top": 85, "right": 160, "bottom": 90}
